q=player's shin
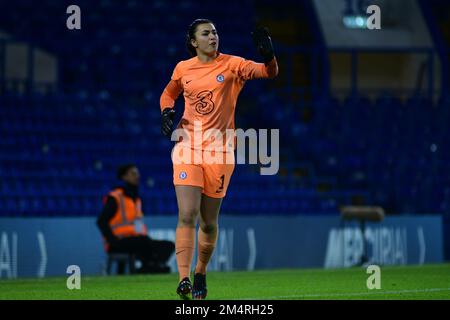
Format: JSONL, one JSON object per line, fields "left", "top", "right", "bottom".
{"left": 195, "top": 226, "right": 218, "bottom": 274}
{"left": 175, "top": 226, "right": 196, "bottom": 281}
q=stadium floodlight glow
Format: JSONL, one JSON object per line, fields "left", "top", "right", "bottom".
{"left": 343, "top": 15, "right": 368, "bottom": 29}
{"left": 356, "top": 16, "right": 365, "bottom": 27}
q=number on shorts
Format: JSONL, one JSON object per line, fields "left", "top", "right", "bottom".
{"left": 216, "top": 174, "right": 225, "bottom": 193}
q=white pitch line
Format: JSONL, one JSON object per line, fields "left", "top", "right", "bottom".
{"left": 240, "top": 288, "right": 450, "bottom": 300}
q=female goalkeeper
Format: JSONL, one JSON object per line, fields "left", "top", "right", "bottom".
{"left": 159, "top": 18, "right": 278, "bottom": 299}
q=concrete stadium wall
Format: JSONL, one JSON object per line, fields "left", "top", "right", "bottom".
{"left": 0, "top": 215, "right": 443, "bottom": 279}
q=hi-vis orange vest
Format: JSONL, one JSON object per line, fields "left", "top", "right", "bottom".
{"left": 106, "top": 188, "right": 148, "bottom": 244}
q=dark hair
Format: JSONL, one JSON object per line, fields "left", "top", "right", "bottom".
{"left": 117, "top": 163, "right": 136, "bottom": 180}
{"left": 186, "top": 18, "right": 215, "bottom": 57}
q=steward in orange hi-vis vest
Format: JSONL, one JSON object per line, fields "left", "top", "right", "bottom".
{"left": 96, "top": 164, "right": 174, "bottom": 274}
{"left": 107, "top": 187, "right": 147, "bottom": 240}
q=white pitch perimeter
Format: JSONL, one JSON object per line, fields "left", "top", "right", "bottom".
{"left": 241, "top": 287, "right": 450, "bottom": 300}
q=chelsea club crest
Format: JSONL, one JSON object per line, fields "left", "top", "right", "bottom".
{"left": 216, "top": 74, "right": 225, "bottom": 83}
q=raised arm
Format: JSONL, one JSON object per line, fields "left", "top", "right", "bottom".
{"left": 236, "top": 26, "right": 279, "bottom": 81}
{"left": 237, "top": 57, "right": 279, "bottom": 80}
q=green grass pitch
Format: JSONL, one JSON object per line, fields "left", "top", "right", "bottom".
{"left": 1, "top": 264, "right": 449, "bottom": 300}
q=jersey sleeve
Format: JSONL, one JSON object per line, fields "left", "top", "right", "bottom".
{"left": 160, "top": 62, "right": 184, "bottom": 111}
{"left": 171, "top": 61, "right": 183, "bottom": 81}
{"left": 160, "top": 80, "right": 183, "bottom": 111}
{"left": 232, "top": 56, "right": 279, "bottom": 81}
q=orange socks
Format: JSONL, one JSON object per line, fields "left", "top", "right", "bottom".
{"left": 175, "top": 226, "right": 218, "bottom": 280}
{"left": 195, "top": 227, "right": 218, "bottom": 275}
{"left": 175, "top": 226, "right": 196, "bottom": 281}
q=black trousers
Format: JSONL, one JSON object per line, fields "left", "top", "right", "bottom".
{"left": 109, "top": 236, "right": 175, "bottom": 274}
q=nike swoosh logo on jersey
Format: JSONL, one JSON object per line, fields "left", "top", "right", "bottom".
{"left": 186, "top": 80, "right": 193, "bottom": 84}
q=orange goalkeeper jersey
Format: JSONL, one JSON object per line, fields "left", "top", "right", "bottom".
{"left": 160, "top": 53, "right": 278, "bottom": 151}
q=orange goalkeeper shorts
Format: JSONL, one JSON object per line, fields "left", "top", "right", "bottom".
{"left": 172, "top": 144, "right": 235, "bottom": 198}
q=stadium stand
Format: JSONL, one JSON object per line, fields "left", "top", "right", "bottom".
{"left": 0, "top": 0, "right": 449, "bottom": 256}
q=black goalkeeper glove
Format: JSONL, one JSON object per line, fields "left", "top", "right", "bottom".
{"left": 161, "top": 108, "right": 175, "bottom": 138}
{"left": 251, "top": 26, "right": 275, "bottom": 64}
